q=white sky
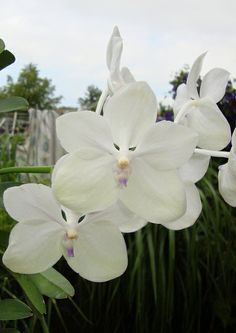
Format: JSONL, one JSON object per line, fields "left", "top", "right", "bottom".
{"left": 0, "top": 0, "right": 236, "bottom": 107}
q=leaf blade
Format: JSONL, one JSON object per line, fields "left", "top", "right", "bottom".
{"left": 0, "top": 39, "right": 5, "bottom": 54}
{"left": 0, "top": 50, "right": 15, "bottom": 71}
{"left": 30, "top": 267, "right": 75, "bottom": 299}
{"left": 0, "top": 97, "right": 28, "bottom": 113}
{"left": 0, "top": 299, "right": 32, "bottom": 320}
{"left": 13, "top": 274, "right": 46, "bottom": 314}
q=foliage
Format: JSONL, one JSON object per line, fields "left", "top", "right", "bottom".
{"left": 78, "top": 85, "right": 102, "bottom": 111}
{"left": 0, "top": 64, "right": 62, "bottom": 110}
{"left": 0, "top": 133, "right": 24, "bottom": 182}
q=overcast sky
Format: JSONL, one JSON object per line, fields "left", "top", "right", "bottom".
{"left": 0, "top": 0, "right": 236, "bottom": 107}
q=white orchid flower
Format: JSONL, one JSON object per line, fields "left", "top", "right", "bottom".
{"left": 106, "top": 26, "right": 135, "bottom": 93}
{"left": 3, "top": 184, "right": 128, "bottom": 282}
{"left": 174, "top": 52, "right": 231, "bottom": 150}
{"left": 52, "top": 81, "right": 198, "bottom": 224}
{"left": 218, "top": 129, "right": 236, "bottom": 206}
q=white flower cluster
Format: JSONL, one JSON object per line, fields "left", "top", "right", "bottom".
{"left": 2, "top": 27, "right": 235, "bottom": 282}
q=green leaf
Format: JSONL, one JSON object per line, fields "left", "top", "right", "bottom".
{"left": 0, "top": 182, "right": 21, "bottom": 209}
{"left": 1, "top": 329, "right": 21, "bottom": 333}
{"left": 30, "top": 267, "right": 75, "bottom": 299}
{"left": 0, "top": 299, "right": 32, "bottom": 320}
{"left": 0, "top": 50, "right": 15, "bottom": 71}
{"left": 0, "top": 39, "right": 5, "bottom": 54}
{"left": 0, "top": 97, "right": 28, "bottom": 113}
{"left": 13, "top": 274, "right": 46, "bottom": 314}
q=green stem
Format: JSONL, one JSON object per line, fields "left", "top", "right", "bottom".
{"left": 0, "top": 166, "right": 53, "bottom": 175}
{"left": 29, "top": 315, "right": 37, "bottom": 333}
{"left": 167, "top": 230, "right": 175, "bottom": 319}
{"left": 38, "top": 314, "right": 50, "bottom": 333}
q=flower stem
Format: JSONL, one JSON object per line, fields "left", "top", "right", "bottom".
{"left": 38, "top": 314, "right": 50, "bottom": 333}
{"left": 0, "top": 166, "right": 53, "bottom": 175}
{"left": 194, "top": 148, "right": 230, "bottom": 158}
{"left": 95, "top": 87, "right": 109, "bottom": 114}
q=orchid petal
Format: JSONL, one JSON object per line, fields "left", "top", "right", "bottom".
{"left": 218, "top": 163, "right": 236, "bottom": 207}
{"left": 56, "top": 111, "right": 115, "bottom": 153}
{"left": 186, "top": 97, "right": 231, "bottom": 150}
{"left": 120, "top": 67, "right": 135, "bottom": 83}
{"left": 65, "top": 220, "right": 127, "bottom": 282}
{"left": 3, "top": 220, "right": 64, "bottom": 273}
{"left": 89, "top": 200, "right": 147, "bottom": 233}
{"left": 187, "top": 52, "right": 207, "bottom": 99}
{"left": 106, "top": 26, "right": 123, "bottom": 92}
{"left": 52, "top": 149, "right": 118, "bottom": 214}
{"left": 232, "top": 128, "right": 236, "bottom": 148}
{"left": 219, "top": 150, "right": 236, "bottom": 206}
{"left": 179, "top": 153, "right": 210, "bottom": 183}
{"left": 161, "top": 183, "right": 202, "bottom": 230}
{"left": 103, "top": 81, "right": 157, "bottom": 149}
{"left": 106, "top": 26, "right": 122, "bottom": 71}
{"left": 135, "top": 121, "right": 198, "bottom": 170}
{"left": 3, "top": 184, "right": 64, "bottom": 224}
{"left": 200, "top": 68, "right": 230, "bottom": 103}
{"left": 173, "top": 83, "right": 189, "bottom": 115}
{"left": 120, "top": 158, "right": 186, "bottom": 223}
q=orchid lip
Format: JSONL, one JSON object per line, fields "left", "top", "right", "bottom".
{"left": 114, "top": 156, "right": 131, "bottom": 189}
{"left": 118, "top": 176, "right": 128, "bottom": 187}
{"left": 63, "top": 228, "right": 78, "bottom": 258}
{"left": 67, "top": 247, "right": 75, "bottom": 257}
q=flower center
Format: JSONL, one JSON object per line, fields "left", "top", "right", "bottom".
{"left": 67, "top": 229, "right": 78, "bottom": 240}
{"left": 63, "top": 228, "right": 78, "bottom": 257}
{"left": 114, "top": 156, "right": 131, "bottom": 188}
{"left": 118, "top": 157, "right": 129, "bottom": 169}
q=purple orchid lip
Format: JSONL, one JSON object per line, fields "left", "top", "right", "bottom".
{"left": 119, "top": 177, "right": 128, "bottom": 187}
{"left": 67, "top": 246, "right": 75, "bottom": 257}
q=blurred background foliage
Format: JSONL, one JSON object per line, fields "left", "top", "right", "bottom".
{"left": 1, "top": 41, "right": 236, "bottom": 332}
{"left": 0, "top": 63, "right": 62, "bottom": 111}
{"left": 78, "top": 85, "right": 102, "bottom": 111}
